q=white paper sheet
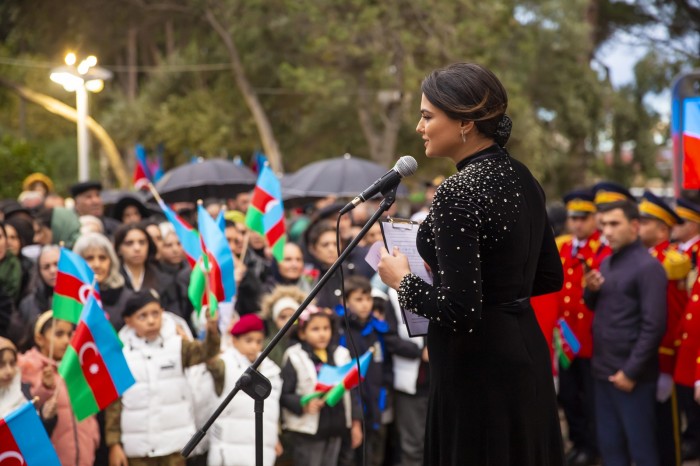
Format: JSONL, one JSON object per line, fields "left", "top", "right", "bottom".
{"left": 379, "top": 218, "right": 431, "bottom": 336}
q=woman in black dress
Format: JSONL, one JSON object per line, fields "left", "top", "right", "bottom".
{"left": 378, "top": 63, "right": 564, "bottom": 465}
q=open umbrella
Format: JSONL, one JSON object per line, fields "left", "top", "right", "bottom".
{"left": 281, "top": 154, "right": 408, "bottom": 205}
{"left": 151, "top": 158, "right": 257, "bottom": 203}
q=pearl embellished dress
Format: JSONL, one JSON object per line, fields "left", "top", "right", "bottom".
{"left": 398, "top": 144, "right": 565, "bottom": 465}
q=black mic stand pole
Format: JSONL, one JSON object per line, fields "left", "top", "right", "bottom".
{"left": 181, "top": 186, "right": 399, "bottom": 465}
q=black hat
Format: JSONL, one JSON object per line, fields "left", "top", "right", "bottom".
{"left": 639, "top": 190, "right": 683, "bottom": 227}
{"left": 592, "top": 181, "right": 634, "bottom": 206}
{"left": 1, "top": 201, "right": 32, "bottom": 220}
{"left": 562, "top": 189, "right": 596, "bottom": 218}
{"left": 676, "top": 198, "right": 700, "bottom": 224}
{"left": 70, "top": 181, "right": 103, "bottom": 198}
{"left": 123, "top": 289, "right": 161, "bottom": 317}
{"left": 111, "top": 195, "right": 151, "bottom": 223}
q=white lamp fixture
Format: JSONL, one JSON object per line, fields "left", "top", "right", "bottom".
{"left": 50, "top": 53, "right": 113, "bottom": 182}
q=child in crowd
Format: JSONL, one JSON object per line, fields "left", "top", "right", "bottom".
{"left": 207, "top": 313, "right": 282, "bottom": 466}
{"left": 0, "top": 336, "right": 57, "bottom": 432}
{"left": 339, "top": 275, "right": 392, "bottom": 466}
{"left": 105, "top": 289, "right": 220, "bottom": 466}
{"left": 260, "top": 285, "right": 307, "bottom": 367}
{"left": 18, "top": 311, "right": 100, "bottom": 466}
{"left": 280, "top": 306, "right": 362, "bottom": 466}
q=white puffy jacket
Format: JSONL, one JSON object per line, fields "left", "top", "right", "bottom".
{"left": 119, "top": 313, "right": 196, "bottom": 457}
{"left": 207, "top": 348, "right": 281, "bottom": 466}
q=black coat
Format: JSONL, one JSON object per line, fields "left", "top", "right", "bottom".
{"left": 398, "top": 145, "right": 564, "bottom": 465}
{"left": 584, "top": 240, "right": 667, "bottom": 383}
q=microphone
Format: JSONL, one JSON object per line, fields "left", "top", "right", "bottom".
{"left": 340, "top": 155, "right": 418, "bottom": 214}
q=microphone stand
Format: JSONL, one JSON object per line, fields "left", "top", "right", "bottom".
{"left": 181, "top": 186, "right": 399, "bottom": 465}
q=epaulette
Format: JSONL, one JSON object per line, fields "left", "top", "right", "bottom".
{"left": 663, "top": 248, "right": 692, "bottom": 281}
{"left": 555, "top": 234, "right": 572, "bottom": 252}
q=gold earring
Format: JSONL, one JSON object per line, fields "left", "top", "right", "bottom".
{"left": 461, "top": 130, "right": 467, "bottom": 143}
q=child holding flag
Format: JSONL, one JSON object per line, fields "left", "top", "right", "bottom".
{"left": 206, "top": 314, "right": 282, "bottom": 466}
{"left": 18, "top": 311, "right": 100, "bottom": 466}
{"left": 0, "top": 336, "right": 57, "bottom": 427}
{"left": 338, "top": 276, "right": 392, "bottom": 466}
{"left": 105, "top": 289, "right": 220, "bottom": 466}
{"left": 280, "top": 306, "right": 362, "bottom": 466}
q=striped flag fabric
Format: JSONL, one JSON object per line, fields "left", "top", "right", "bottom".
{"left": 58, "top": 296, "right": 135, "bottom": 421}
{"left": 554, "top": 318, "right": 581, "bottom": 369}
{"left": 53, "top": 248, "right": 101, "bottom": 324}
{"left": 0, "top": 401, "right": 60, "bottom": 466}
{"left": 245, "top": 163, "right": 286, "bottom": 262}
{"left": 133, "top": 144, "right": 154, "bottom": 190}
{"left": 301, "top": 349, "right": 372, "bottom": 407}
{"left": 188, "top": 255, "right": 218, "bottom": 317}
{"left": 683, "top": 98, "right": 700, "bottom": 189}
{"left": 250, "top": 150, "right": 268, "bottom": 175}
{"left": 198, "top": 203, "right": 236, "bottom": 303}
{"left": 157, "top": 199, "right": 202, "bottom": 267}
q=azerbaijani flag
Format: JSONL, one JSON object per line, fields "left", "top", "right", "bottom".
{"left": 53, "top": 248, "right": 101, "bottom": 324}
{"left": 301, "top": 350, "right": 372, "bottom": 407}
{"left": 250, "top": 150, "right": 268, "bottom": 175}
{"left": 188, "top": 255, "right": 218, "bottom": 317}
{"left": 58, "top": 296, "right": 135, "bottom": 421}
{"left": 157, "top": 198, "right": 202, "bottom": 267}
{"left": 683, "top": 98, "right": 700, "bottom": 189}
{"left": 0, "top": 402, "right": 61, "bottom": 466}
{"left": 198, "top": 203, "right": 236, "bottom": 303}
{"left": 554, "top": 318, "right": 581, "bottom": 370}
{"left": 245, "top": 164, "right": 286, "bottom": 262}
{"left": 133, "top": 144, "right": 154, "bottom": 190}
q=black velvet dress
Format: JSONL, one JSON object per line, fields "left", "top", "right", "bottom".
{"left": 398, "top": 144, "right": 565, "bottom": 465}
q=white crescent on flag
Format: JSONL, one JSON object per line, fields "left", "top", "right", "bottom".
{"left": 264, "top": 199, "right": 280, "bottom": 214}
{"left": 78, "top": 284, "right": 92, "bottom": 304}
{"left": 78, "top": 342, "right": 100, "bottom": 375}
{"left": 0, "top": 451, "right": 25, "bottom": 465}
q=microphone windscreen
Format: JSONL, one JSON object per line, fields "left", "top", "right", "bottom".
{"left": 395, "top": 155, "right": 418, "bottom": 177}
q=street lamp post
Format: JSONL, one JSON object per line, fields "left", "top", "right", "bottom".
{"left": 50, "top": 53, "right": 112, "bottom": 182}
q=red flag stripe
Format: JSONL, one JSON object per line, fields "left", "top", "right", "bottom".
{"left": 0, "top": 419, "right": 23, "bottom": 462}
{"left": 70, "top": 323, "right": 119, "bottom": 409}
{"left": 207, "top": 253, "right": 225, "bottom": 302}
{"left": 683, "top": 134, "right": 700, "bottom": 189}
{"left": 251, "top": 186, "right": 275, "bottom": 213}
{"left": 55, "top": 271, "right": 101, "bottom": 303}
{"left": 266, "top": 218, "right": 285, "bottom": 246}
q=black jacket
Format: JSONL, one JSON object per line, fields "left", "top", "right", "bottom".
{"left": 584, "top": 240, "right": 667, "bottom": 382}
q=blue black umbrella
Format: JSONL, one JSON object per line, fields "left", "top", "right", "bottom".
{"left": 281, "top": 154, "right": 408, "bottom": 205}
{"left": 151, "top": 158, "right": 257, "bottom": 203}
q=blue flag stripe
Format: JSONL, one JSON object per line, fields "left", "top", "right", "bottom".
{"left": 6, "top": 402, "right": 61, "bottom": 466}
{"left": 59, "top": 248, "right": 95, "bottom": 284}
{"left": 198, "top": 204, "right": 236, "bottom": 301}
{"left": 558, "top": 318, "right": 581, "bottom": 354}
{"left": 81, "top": 297, "right": 135, "bottom": 394}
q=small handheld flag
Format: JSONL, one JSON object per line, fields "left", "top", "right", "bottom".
{"left": 198, "top": 203, "right": 236, "bottom": 303}
{"left": 133, "top": 144, "right": 155, "bottom": 190}
{"left": 0, "top": 401, "right": 61, "bottom": 466}
{"left": 554, "top": 318, "right": 581, "bottom": 369}
{"left": 301, "top": 349, "right": 373, "bottom": 407}
{"left": 53, "top": 248, "right": 101, "bottom": 324}
{"left": 150, "top": 185, "right": 202, "bottom": 267}
{"left": 246, "top": 164, "right": 287, "bottom": 262}
{"left": 59, "top": 296, "right": 135, "bottom": 421}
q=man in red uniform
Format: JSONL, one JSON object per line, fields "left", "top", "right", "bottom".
{"left": 558, "top": 189, "right": 611, "bottom": 466}
{"left": 638, "top": 190, "right": 690, "bottom": 466}
{"left": 672, "top": 197, "right": 700, "bottom": 460}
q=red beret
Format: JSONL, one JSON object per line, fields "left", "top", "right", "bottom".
{"left": 231, "top": 314, "right": 265, "bottom": 336}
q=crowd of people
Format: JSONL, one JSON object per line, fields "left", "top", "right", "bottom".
{"left": 0, "top": 172, "right": 434, "bottom": 466}
{"left": 535, "top": 181, "right": 700, "bottom": 466}
{"left": 4, "top": 168, "right": 700, "bottom": 466}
